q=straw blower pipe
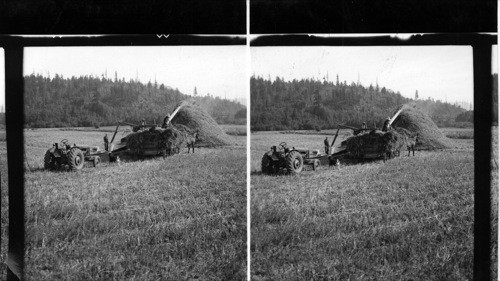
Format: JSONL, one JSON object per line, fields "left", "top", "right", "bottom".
{"left": 387, "top": 105, "right": 406, "bottom": 128}
{"left": 162, "top": 102, "right": 185, "bottom": 128}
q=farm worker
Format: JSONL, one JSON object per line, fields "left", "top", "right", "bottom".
{"left": 382, "top": 117, "right": 391, "bottom": 132}
{"left": 104, "top": 134, "right": 109, "bottom": 151}
{"left": 324, "top": 137, "right": 329, "bottom": 154}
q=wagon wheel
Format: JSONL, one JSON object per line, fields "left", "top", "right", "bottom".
{"left": 285, "top": 151, "right": 303, "bottom": 175}
{"left": 44, "top": 149, "right": 56, "bottom": 170}
{"left": 261, "top": 154, "right": 273, "bottom": 174}
{"left": 68, "top": 148, "right": 85, "bottom": 170}
{"left": 93, "top": 156, "right": 101, "bottom": 167}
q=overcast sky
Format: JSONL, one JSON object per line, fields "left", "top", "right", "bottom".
{"left": 0, "top": 46, "right": 498, "bottom": 112}
{"left": 0, "top": 49, "right": 3, "bottom": 112}
{"left": 22, "top": 46, "right": 247, "bottom": 106}
{"left": 252, "top": 46, "right": 492, "bottom": 105}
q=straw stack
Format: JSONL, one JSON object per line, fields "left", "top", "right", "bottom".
{"left": 392, "top": 105, "right": 454, "bottom": 149}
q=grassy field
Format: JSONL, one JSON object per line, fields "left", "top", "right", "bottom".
{"left": 490, "top": 127, "right": 498, "bottom": 280}
{"left": 0, "top": 130, "right": 8, "bottom": 278}
{"left": 251, "top": 128, "right": 478, "bottom": 280}
{"left": 14, "top": 128, "right": 247, "bottom": 280}
{"left": 441, "top": 128, "right": 474, "bottom": 139}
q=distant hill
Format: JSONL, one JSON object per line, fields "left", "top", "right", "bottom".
{"left": 455, "top": 110, "right": 473, "bottom": 124}
{"left": 251, "top": 75, "right": 469, "bottom": 131}
{"left": 24, "top": 74, "right": 246, "bottom": 128}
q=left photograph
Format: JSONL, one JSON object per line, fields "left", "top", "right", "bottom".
{"left": 22, "top": 46, "right": 247, "bottom": 280}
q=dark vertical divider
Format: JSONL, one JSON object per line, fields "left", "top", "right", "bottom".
{"left": 5, "top": 45, "right": 24, "bottom": 281}
{"left": 472, "top": 45, "right": 492, "bottom": 281}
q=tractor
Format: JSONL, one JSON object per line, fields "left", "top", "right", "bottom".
{"left": 44, "top": 139, "right": 105, "bottom": 171}
{"left": 261, "top": 142, "right": 306, "bottom": 175}
{"left": 261, "top": 142, "right": 345, "bottom": 175}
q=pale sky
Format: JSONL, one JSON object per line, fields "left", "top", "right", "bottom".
{"left": 493, "top": 45, "right": 498, "bottom": 73}
{"left": 23, "top": 46, "right": 247, "bottom": 105}
{"left": 0, "top": 48, "right": 4, "bottom": 112}
{"left": 252, "top": 46, "right": 483, "bottom": 105}
{"left": 0, "top": 46, "right": 498, "bottom": 112}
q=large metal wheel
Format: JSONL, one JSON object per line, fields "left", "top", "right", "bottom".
{"left": 68, "top": 148, "right": 85, "bottom": 170}
{"left": 44, "top": 149, "right": 56, "bottom": 170}
{"left": 261, "top": 154, "right": 273, "bottom": 174}
{"left": 285, "top": 151, "right": 303, "bottom": 175}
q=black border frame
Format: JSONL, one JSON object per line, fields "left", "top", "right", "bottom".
{"left": 250, "top": 0, "right": 496, "bottom": 34}
{"left": 0, "top": 1, "right": 247, "bottom": 35}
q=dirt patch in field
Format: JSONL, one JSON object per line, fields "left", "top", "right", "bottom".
{"left": 392, "top": 104, "right": 455, "bottom": 150}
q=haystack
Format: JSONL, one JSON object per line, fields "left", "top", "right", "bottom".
{"left": 126, "top": 126, "right": 186, "bottom": 152}
{"left": 345, "top": 130, "right": 405, "bottom": 157}
{"left": 171, "top": 102, "right": 234, "bottom": 146}
{"left": 125, "top": 100, "right": 233, "bottom": 153}
{"left": 392, "top": 105, "right": 454, "bottom": 149}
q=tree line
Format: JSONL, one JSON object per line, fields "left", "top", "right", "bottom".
{"left": 251, "top": 75, "right": 475, "bottom": 131}
{"left": 24, "top": 74, "right": 246, "bottom": 128}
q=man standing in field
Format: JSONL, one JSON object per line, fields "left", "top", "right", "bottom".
{"left": 104, "top": 134, "right": 109, "bottom": 151}
{"left": 324, "top": 137, "right": 329, "bottom": 154}
{"left": 382, "top": 117, "right": 391, "bottom": 132}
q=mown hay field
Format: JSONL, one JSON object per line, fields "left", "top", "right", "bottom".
{"left": 0, "top": 130, "right": 8, "bottom": 278}
{"left": 251, "top": 128, "right": 480, "bottom": 280}
{"left": 8, "top": 128, "right": 247, "bottom": 280}
{"left": 490, "top": 127, "right": 498, "bottom": 280}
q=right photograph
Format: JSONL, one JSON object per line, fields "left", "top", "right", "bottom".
{"left": 250, "top": 46, "right": 479, "bottom": 280}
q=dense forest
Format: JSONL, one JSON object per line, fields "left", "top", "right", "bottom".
{"left": 454, "top": 74, "right": 498, "bottom": 125}
{"left": 23, "top": 74, "right": 246, "bottom": 128}
{"left": 251, "top": 75, "right": 482, "bottom": 131}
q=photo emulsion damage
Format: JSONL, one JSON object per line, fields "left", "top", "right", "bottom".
{"left": 19, "top": 46, "right": 247, "bottom": 280}
{"left": 250, "top": 46, "right": 479, "bottom": 280}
